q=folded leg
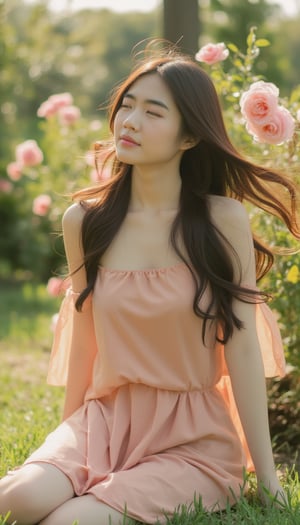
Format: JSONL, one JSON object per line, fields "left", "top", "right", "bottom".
{"left": 38, "top": 494, "right": 133, "bottom": 525}
{"left": 0, "top": 462, "right": 74, "bottom": 525}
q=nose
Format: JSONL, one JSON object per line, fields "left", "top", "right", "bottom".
{"left": 123, "top": 109, "right": 139, "bottom": 131}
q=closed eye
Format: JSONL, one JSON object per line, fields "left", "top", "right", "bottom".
{"left": 146, "top": 110, "right": 162, "bottom": 117}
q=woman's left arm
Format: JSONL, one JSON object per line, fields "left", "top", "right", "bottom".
{"left": 212, "top": 198, "right": 286, "bottom": 504}
{"left": 225, "top": 303, "right": 285, "bottom": 503}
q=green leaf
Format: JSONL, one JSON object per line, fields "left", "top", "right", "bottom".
{"left": 247, "top": 30, "right": 256, "bottom": 48}
{"left": 227, "top": 43, "right": 239, "bottom": 53}
{"left": 226, "top": 95, "right": 239, "bottom": 102}
{"left": 255, "top": 39, "right": 270, "bottom": 48}
{"left": 231, "top": 74, "right": 244, "bottom": 82}
{"left": 289, "top": 86, "right": 300, "bottom": 103}
{"left": 233, "top": 58, "right": 244, "bottom": 69}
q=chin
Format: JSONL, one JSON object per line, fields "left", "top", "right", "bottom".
{"left": 116, "top": 151, "right": 136, "bottom": 165}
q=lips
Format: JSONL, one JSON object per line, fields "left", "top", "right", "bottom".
{"left": 119, "top": 134, "right": 140, "bottom": 146}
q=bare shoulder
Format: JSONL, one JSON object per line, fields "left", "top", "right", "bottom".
{"left": 208, "top": 195, "right": 256, "bottom": 283}
{"left": 62, "top": 203, "right": 87, "bottom": 264}
{"left": 62, "top": 202, "right": 86, "bottom": 233}
{"left": 207, "top": 195, "right": 250, "bottom": 234}
{"left": 62, "top": 203, "right": 88, "bottom": 280}
{"left": 208, "top": 194, "right": 248, "bottom": 220}
{"left": 208, "top": 196, "right": 255, "bottom": 283}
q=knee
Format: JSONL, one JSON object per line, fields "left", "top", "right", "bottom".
{"left": 0, "top": 463, "right": 74, "bottom": 525}
{"left": 0, "top": 470, "right": 44, "bottom": 525}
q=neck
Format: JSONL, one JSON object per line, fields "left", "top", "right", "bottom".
{"left": 129, "top": 164, "right": 181, "bottom": 213}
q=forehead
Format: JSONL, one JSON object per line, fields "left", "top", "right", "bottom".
{"left": 125, "top": 73, "right": 175, "bottom": 106}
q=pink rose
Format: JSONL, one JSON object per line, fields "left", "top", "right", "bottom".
{"left": 32, "top": 194, "right": 52, "bottom": 216}
{"left": 37, "top": 93, "right": 74, "bottom": 118}
{"left": 47, "top": 277, "right": 64, "bottom": 297}
{"left": 37, "top": 100, "right": 58, "bottom": 119}
{"left": 7, "top": 162, "right": 23, "bottom": 180}
{"left": 240, "top": 81, "right": 279, "bottom": 126}
{"left": 297, "top": 109, "right": 300, "bottom": 122}
{"left": 0, "top": 179, "right": 13, "bottom": 193}
{"left": 248, "top": 106, "right": 295, "bottom": 145}
{"left": 48, "top": 92, "right": 73, "bottom": 110}
{"left": 16, "top": 140, "right": 43, "bottom": 167}
{"left": 58, "top": 105, "right": 81, "bottom": 126}
{"left": 195, "top": 43, "right": 229, "bottom": 65}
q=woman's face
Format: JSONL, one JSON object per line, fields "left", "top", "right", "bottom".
{"left": 114, "top": 73, "right": 189, "bottom": 169}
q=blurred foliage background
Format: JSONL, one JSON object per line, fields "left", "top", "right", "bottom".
{"left": 1, "top": 0, "right": 300, "bottom": 279}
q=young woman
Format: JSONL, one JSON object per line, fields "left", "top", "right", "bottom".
{"left": 0, "top": 49, "right": 299, "bottom": 525}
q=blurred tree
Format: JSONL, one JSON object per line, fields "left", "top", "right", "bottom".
{"left": 1, "top": 0, "right": 158, "bottom": 278}
{"left": 2, "top": 0, "right": 300, "bottom": 279}
{"left": 163, "top": 0, "right": 200, "bottom": 55}
{"left": 3, "top": 0, "right": 158, "bottom": 155}
{"left": 67, "top": 8, "right": 159, "bottom": 112}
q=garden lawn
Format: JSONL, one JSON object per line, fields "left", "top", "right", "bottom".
{"left": 0, "top": 280, "right": 64, "bottom": 476}
{"left": 0, "top": 281, "right": 299, "bottom": 525}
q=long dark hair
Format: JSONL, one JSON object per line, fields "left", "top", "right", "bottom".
{"left": 73, "top": 51, "right": 299, "bottom": 344}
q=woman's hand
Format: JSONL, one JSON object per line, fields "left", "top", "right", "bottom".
{"left": 257, "top": 475, "right": 287, "bottom": 508}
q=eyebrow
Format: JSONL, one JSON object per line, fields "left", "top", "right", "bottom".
{"left": 123, "top": 92, "right": 169, "bottom": 111}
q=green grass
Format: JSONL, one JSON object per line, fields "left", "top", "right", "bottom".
{"left": 0, "top": 281, "right": 299, "bottom": 525}
{"left": 0, "top": 280, "right": 64, "bottom": 475}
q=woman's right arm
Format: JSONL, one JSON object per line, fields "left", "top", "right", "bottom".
{"left": 61, "top": 203, "right": 98, "bottom": 420}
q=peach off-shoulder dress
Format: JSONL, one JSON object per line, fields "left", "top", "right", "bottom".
{"left": 25, "top": 263, "right": 285, "bottom": 523}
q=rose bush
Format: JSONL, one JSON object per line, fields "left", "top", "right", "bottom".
{"left": 196, "top": 35, "right": 300, "bottom": 307}
{"left": 32, "top": 194, "right": 52, "bottom": 216}
{"left": 6, "top": 161, "right": 22, "bottom": 181}
{"left": 15, "top": 139, "right": 44, "bottom": 168}
{"left": 37, "top": 92, "right": 75, "bottom": 118}
{"left": 3, "top": 91, "right": 104, "bottom": 280}
{"left": 58, "top": 105, "right": 81, "bottom": 126}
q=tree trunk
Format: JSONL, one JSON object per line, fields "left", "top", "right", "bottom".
{"left": 163, "top": 0, "right": 200, "bottom": 56}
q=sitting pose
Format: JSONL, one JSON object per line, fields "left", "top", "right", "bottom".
{"left": 0, "top": 47, "right": 299, "bottom": 525}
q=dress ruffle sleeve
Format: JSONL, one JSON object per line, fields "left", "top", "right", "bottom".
{"left": 47, "top": 289, "right": 92, "bottom": 386}
{"left": 255, "top": 301, "right": 285, "bottom": 377}
{"left": 47, "top": 289, "right": 75, "bottom": 386}
{"left": 218, "top": 301, "right": 286, "bottom": 470}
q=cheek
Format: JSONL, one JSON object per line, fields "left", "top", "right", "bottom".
{"left": 165, "top": 124, "right": 186, "bottom": 149}
{"left": 113, "top": 111, "right": 123, "bottom": 133}
{"left": 152, "top": 120, "right": 181, "bottom": 140}
{"left": 112, "top": 115, "right": 119, "bottom": 132}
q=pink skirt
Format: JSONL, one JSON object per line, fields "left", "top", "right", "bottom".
{"left": 25, "top": 383, "right": 246, "bottom": 523}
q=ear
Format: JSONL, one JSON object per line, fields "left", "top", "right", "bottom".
{"left": 180, "top": 136, "right": 199, "bottom": 151}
